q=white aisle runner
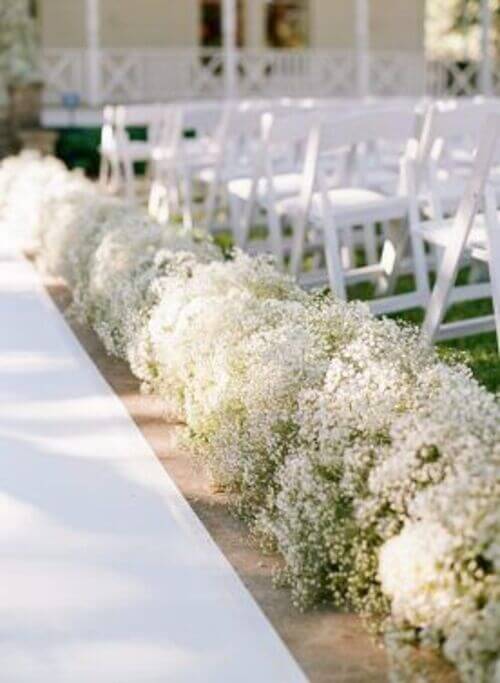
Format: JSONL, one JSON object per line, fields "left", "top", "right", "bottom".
{"left": 0, "top": 245, "right": 305, "bottom": 683}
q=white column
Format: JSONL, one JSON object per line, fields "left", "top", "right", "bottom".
{"left": 479, "top": 0, "right": 492, "bottom": 95}
{"left": 355, "top": 0, "right": 370, "bottom": 98}
{"left": 246, "top": 0, "right": 264, "bottom": 48}
{"left": 222, "top": 0, "right": 237, "bottom": 99}
{"left": 86, "top": 0, "right": 101, "bottom": 106}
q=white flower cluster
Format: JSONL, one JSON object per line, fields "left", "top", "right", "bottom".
{"left": 2, "top": 154, "right": 499, "bottom": 682}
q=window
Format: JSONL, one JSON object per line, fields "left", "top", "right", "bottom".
{"left": 265, "top": 0, "right": 308, "bottom": 49}
{"left": 200, "top": 0, "right": 245, "bottom": 48}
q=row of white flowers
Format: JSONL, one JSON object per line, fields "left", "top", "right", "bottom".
{"left": 1, "top": 153, "right": 499, "bottom": 682}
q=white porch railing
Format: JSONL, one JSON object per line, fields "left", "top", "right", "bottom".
{"left": 40, "top": 48, "right": 500, "bottom": 107}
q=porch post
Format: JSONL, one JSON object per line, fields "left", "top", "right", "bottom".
{"left": 246, "top": 0, "right": 264, "bottom": 48}
{"left": 355, "top": 0, "right": 370, "bottom": 97}
{"left": 222, "top": 0, "right": 237, "bottom": 99}
{"left": 85, "top": 0, "right": 101, "bottom": 106}
{"left": 479, "top": 0, "right": 492, "bottom": 95}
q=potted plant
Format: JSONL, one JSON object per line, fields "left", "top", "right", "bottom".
{"left": 0, "top": 0, "right": 43, "bottom": 152}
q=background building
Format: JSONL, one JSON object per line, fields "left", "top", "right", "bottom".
{"left": 25, "top": 0, "right": 497, "bottom": 115}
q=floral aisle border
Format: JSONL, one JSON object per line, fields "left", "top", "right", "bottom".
{"left": 1, "top": 153, "right": 498, "bottom": 682}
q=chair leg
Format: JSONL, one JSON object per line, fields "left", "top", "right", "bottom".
{"left": 376, "top": 219, "right": 408, "bottom": 296}
{"left": 203, "top": 171, "right": 221, "bottom": 233}
{"left": 98, "top": 156, "right": 110, "bottom": 191}
{"left": 148, "top": 180, "right": 160, "bottom": 217}
{"left": 363, "top": 222, "right": 378, "bottom": 264}
{"left": 238, "top": 182, "right": 261, "bottom": 251}
{"left": 267, "top": 204, "right": 284, "bottom": 269}
{"left": 489, "top": 255, "right": 500, "bottom": 353}
{"left": 228, "top": 194, "right": 246, "bottom": 248}
{"left": 123, "top": 158, "right": 136, "bottom": 202}
{"left": 340, "top": 226, "right": 354, "bottom": 269}
{"left": 324, "top": 225, "right": 347, "bottom": 300}
{"left": 408, "top": 224, "right": 431, "bottom": 307}
{"left": 109, "top": 154, "right": 121, "bottom": 194}
{"left": 467, "top": 260, "right": 489, "bottom": 284}
{"left": 180, "top": 170, "right": 194, "bottom": 230}
{"left": 322, "top": 196, "right": 347, "bottom": 300}
{"left": 168, "top": 170, "right": 181, "bottom": 217}
{"left": 421, "top": 229, "right": 465, "bottom": 343}
{"left": 484, "top": 188, "right": 500, "bottom": 351}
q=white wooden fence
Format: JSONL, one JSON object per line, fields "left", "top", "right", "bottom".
{"left": 40, "top": 48, "right": 500, "bottom": 107}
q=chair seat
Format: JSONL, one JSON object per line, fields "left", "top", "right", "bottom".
{"left": 415, "top": 213, "right": 497, "bottom": 262}
{"left": 228, "top": 172, "right": 303, "bottom": 202}
{"left": 277, "top": 187, "right": 408, "bottom": 226}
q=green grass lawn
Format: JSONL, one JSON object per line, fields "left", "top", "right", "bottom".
{"left": 349, "top": 272, "right": 500, "bottom": 394}
{"left": 215, "top": 226, "right": 500, "bottom": 394}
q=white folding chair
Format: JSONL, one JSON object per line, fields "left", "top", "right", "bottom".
{"left": 280, "top": 108, "right": 430, "bottom": 315}
{"left": 98, "top": 105, "right": 120, "bottom": 194}
{"left": 148, "top": 104, "right": 184, "bottom": 223}
{"left": 112, "top": 104, "right": 163, "bottom": 201}
{"left": 416, "top": 99, "right": 500, "bottom": 221}
{"left": 419, "top": 114, "right": 500, "bottom": 350}
{"left": 198, "top": 103, "right": 263, "bottom": 238}
{"left": 149, "top": 104, "right": 222, "bottom": 228}
{"left": 226, "top": 110, "right": 317, "bottom": 267}
{"left": 224, "top": 101, "right": 386, "bottom": 264}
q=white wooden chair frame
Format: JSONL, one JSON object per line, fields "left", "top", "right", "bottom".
{"left": 225, "top": 104, "right": 399, "bottom": 267}
{"left": 286, "top": 108, "right": 430, "bottom": 315}
{"left": 98, "top": 105, "right": 121, "bottom": 194}
{"left": 420, "top": 114, "right": 500, "bottom": 350}
{"left": 108, "top": 104, "right": 162, "bottom": 202}
{"left": 201, "top": 104, "right": 264, "bottom": 240}
{"left": 230, "top": 111, "right": 316, "bottom": 268}
{"left": 149, "top": 105, "right": 225, "bottom": 228}
{"left": 416, "top": 100, "right": 500, "bottom": 222}
{"left": 148, "top": 105, "right": 185, "bottom": 224}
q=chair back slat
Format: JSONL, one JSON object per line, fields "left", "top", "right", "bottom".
{"left": 319, "top": 108, "right": 418, "bottom": 152}
{"left": 417, "top": 100, "right": 500, "bottom": 165}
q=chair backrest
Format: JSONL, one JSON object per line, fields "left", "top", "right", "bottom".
{"left": 156, "top": 104, "right": 184, "bottom": 153}
{"left": 210, "top": 104, "right": 301, "bottom": 174}
{"left": 181, "top": 102, "right": 225, "bottom": 138}
{"left": 115, "top": 104, "right": 162, "bottom": 127}
{"left": 261, "top": 109, "right": 317, "bottom": 148}
{"left": 420, "top": 114, "right": 500, "bottom": 345}
{"left": 114, "top": 104, "right": 163, "bottom": 148}
{"left": 451, "top": 113, "right": 500, "bottom": 228}
{"left": 417, "top": 99, "right": 500, "bottom": 167}
{"left": 256, "top": 111, "right": 317, "bottom": 199}
{"left": 316, "top": 107, "right": 419, "bottom": 191}
{"left": 100, "top": 105, "right": 117, "bottom": 155}
{"left": 318, "top": 107, "right": 418, "bottom": 152}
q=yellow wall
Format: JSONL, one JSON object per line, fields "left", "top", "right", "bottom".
{"left": 370, "top": 0, "right": 426, "bottom": 52}
{"left": 309, "top": 0, "right": 355, "bottom": 50}
{"left": 100, "top": 0, "right": 198, "bottom": 48}
{"left": 40, "top": 0, "right": 87, "bottom": 49}
{"left": 38, "top": 0, "right": 425, "bottom": 53}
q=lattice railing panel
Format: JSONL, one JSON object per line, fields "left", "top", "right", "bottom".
{"left": 370, "top": 52, "right": 426, "bottom": 97}
{"left": 39, "top": 48, "right": 500, "bottom": 107}
{"left": 40, "top": 49, "right": 86, "bottom": 105}
{"left": 426, "top": 59, "right": 481, "bottom": 97}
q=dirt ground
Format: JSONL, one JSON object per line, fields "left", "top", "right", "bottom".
{"left": 46, "top": 275, "right": 390, "bottom": 683}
